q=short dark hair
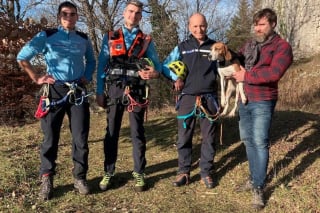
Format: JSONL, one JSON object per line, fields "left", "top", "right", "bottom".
{"left": 58, "top": 1, "right": 78, "bottom": 14}
{"left": 126, "top": 0, "right": 144, "bottom": 9}
{"left": 253, "top": 8, "right": 277, "bottom": 26}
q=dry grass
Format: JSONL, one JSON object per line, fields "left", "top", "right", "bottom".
{"left": 0, "top": 55, "right": 319, "bottom": 212}
{"left": 277, "top": 54, "right": 320, "bottom": 112}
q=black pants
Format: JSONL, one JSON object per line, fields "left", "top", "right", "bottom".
{"left": 176, "top": 94, "right": 218, "bottom": 178}
{"left": 103, "top": 83, "right": 146, "bottom": 174}
{"left": 39, "top": 83, "right": 90, "bottom": 179}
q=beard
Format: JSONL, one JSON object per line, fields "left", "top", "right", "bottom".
{"left": 254, "top": 29, "right": 273, "bottom": 43}
{"left": 254, "top": 33, "right": 267, "bottom": 43}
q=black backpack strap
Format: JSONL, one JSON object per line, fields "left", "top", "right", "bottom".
{"left": 44, "top": 28, "right": 58, "bottom": 37}
{"left": 44, "top": 28, "right": 88, "bottom": 40}
{"left": 76, "top": 31, "right": 88, "bottom": 40}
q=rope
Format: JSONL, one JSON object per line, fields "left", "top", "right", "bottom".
{"left": 177, "top": 95, "right": 221, "bottom": 129}
{"left": 195, "top": 96, "right": 220, "bottom": 123}
{"left": 122, "top": 86, "right": 150, "bottom": 121}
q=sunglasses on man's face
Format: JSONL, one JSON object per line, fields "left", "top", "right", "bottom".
{"left": 60, "top": 11, "right": 77, "bottom": 17}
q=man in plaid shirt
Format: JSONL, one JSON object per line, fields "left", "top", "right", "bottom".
{"left": 232, "top": 8, "right": 293, "bottom": 210}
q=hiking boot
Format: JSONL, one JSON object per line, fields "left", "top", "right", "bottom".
{"left": 201, "top": 175, "right": 214, "bottom": 189}
{"left": 235, "top": 178, "right": 253, "bottom": 192}
{"left": 173, "top": 173, "right": 190, "bottom": 187}
{"left": 132, "top": 172, "right": 146, "bottom": 192}
{"left": 39, "top": 174, "right": 53, "bottom": 201}
{"left": 252, "top": 187, "right": 265, "bottom": 210}
{"left": 74, "top": 179, "right": 90, "bottom": 195}
{"left": 99, "top": 173, "right": 113, "bottom": 191}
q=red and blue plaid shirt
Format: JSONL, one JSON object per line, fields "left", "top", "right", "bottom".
{"left": 239, "top": 34, "right": 293, "bottom": 102}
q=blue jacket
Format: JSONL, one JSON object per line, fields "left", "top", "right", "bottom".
{"left": 17, "top": 26, "right": 96, "bottom": 82}
{"left": 96, "top": 26, "right": 168, "bottom": 95}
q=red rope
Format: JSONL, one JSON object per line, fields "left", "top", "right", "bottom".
{"left": 126, "top": 93, "right": 149, "bottom": 112}
{"left": 123, "top": 86, "right": 149, "bottom": 121}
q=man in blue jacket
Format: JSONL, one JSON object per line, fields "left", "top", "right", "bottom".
{"left": 162, "top": 13, "right": 219, "bottom": 189}
{"left": 17, "top": 1, "right": 96, "bottom": 200}
{"left": 96, "top": 0, "right": 167, "bottom": 192}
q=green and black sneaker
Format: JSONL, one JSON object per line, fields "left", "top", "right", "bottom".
{"left": 99, "top": 173, "right": 113, "bottom": 191}
{"left": 132, "top": 172, "right": 146, "bottom": 192}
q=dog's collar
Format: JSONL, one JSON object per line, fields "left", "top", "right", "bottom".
{"left": 216, "top": 60, "right": 226, "bottom": 68}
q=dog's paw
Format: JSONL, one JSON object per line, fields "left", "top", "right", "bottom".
{"left": 241, "top": 98, "right": 248, "bottom": 105}
{"left": 220, "top": 107, "right": 229, "bottom": 116}
{"left": 228, "top": 111, "right": 237, "bottom": 117}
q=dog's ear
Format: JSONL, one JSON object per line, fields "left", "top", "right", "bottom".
{"left": 225, "top": 44, "right": 232, "bottom": 61}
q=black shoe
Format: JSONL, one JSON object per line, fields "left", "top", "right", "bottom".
{"left": 173, "top": 173, "right": 190, "bottom": 187}
{"left": 201, "top": 176, "right": 214, "bottom": 189}
{"left": 252, "top": 187, "right": 265, "bottom": 210}
{"left": 235, "top": 178, "right": 253, "bottom": 192}
{"left": 39, "top": 175, "right": 53, "bottom": 201}
{"left": 74, "top": 179, "right": 90, "bottom": 195}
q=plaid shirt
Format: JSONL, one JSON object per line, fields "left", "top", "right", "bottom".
{"left": 239, "top": 34, "right": 293, "bottom": 102}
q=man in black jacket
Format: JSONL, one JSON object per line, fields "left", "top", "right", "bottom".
{"left": 162, "top": 13, "right": 219, "bottom": 189}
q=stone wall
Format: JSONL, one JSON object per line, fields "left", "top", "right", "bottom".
{"left": 262, "top": 0, "right": 320, "bottom": 58}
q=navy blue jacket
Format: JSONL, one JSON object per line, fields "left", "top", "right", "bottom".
{"left": 163, "top": 35, "right": 218, "bottom": 95}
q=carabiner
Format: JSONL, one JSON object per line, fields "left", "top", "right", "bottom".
{"left": 122, "top": 94, "right": 130, "bottom": 105}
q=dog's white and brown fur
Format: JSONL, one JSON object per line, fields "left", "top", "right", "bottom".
{"left": 208, "top": 42, "right": 247, "bottom": 116}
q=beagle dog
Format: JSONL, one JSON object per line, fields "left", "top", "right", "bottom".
{"left": 208, "top": 42, "right": 247, "bottom": 117}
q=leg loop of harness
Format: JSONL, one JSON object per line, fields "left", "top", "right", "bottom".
{"left": 177, "top": 95, "right": 221, "bottom": 129}
{"left": 176, "top": 108, "right": 196, "bottom": 129}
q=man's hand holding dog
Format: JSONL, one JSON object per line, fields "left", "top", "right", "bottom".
{"left": 232, "top": 66, "right": 246, "bottom": 82}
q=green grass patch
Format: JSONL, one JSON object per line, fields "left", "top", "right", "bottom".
{"left": 0, "top": 109, "right": 319, "bottom": 212}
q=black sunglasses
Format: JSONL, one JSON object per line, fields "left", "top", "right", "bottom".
{"left": 60, "top": 11, "right": 77, "bottom": 17}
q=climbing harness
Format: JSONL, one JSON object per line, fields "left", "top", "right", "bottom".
{"left": 104, "top": 28, "right": 154, "bottom": 121}
{"left": 50, "top": 81, "right": 93, "bottom": 107}
{"left": 34, "top": 80, "right": 93, "bottom": 119}
{"left": 177, "top": 94, "right": 225, "bottom": 145}
{"left": 177, "top": 95, "right": 220, "bottom": 129}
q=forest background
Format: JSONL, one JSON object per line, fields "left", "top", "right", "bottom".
{"left": 0, "top": 0, "right": 288, "bottom": 121}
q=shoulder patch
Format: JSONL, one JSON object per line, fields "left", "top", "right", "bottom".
{"left": 76, "top": 31, "right": 88, "bottom": 40}
{"left": 44, "top": 28, "right": 58, "bottom": 38}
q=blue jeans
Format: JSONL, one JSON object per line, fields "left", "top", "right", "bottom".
{"left": 238, "top": 100, "right": 276, "bottom": 188}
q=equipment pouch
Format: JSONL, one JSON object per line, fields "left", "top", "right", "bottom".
{"left": 34, "top": 96, "right": 50, "bottom": 119}
{"left": 34, "top": 83, "right": 50, "bottom": 119}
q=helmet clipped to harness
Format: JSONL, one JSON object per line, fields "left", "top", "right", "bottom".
{"left": 168, "top": 61, "right": 188, "bottom": 80}
{"left": 136, "top": 57, "right": 154, "bottom": 70}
